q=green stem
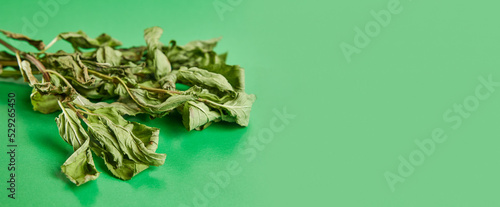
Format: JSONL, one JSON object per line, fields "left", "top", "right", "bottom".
{"left": 112, "top": 76, "right": 148, "bottom": 109}
{"left": 88, "top": 69, "right": 148, "bottom": 108}
{"left": 46, "top": 69, "right": 75, "bottom": 90}
{"left": 197, "top": 98, "right": 224, "bottom": 107}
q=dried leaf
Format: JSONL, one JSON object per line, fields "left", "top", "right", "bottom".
{"left": 0, "top": 29, "right": 45, "bottom": 50}
{"left": 182, "top": 101, "right": 221, "bottom": 131}
{"left": 144, "top": 27, "right": 171, "bottom": 79}
{"left": 59, "top": 31, "right": 122, "bottom": 49}
{"left": 177, "top": 67, "right": 234, "bottom": 93}
{"left": 56, "top": 103, "right": 100, "bottom": 185}
{"left": 96, "top": 46, "right": 122, "bottom": 66}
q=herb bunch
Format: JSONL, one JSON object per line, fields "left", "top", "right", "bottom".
{"left": 0, "top": 27, "right": 256, "bottom": 186}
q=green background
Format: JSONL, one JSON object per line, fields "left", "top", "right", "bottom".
{"left": 2, "top": 0, "right": 500, "bottom": 206}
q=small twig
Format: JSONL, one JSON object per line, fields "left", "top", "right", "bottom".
{"left": 46, "top": 69, "right": 75, "bottom": 90}
{"left": 0, "top": 37, "right": 50, "bottom": 81}
{"left": 0, "top": 38, "right": 19, "bottom": 53}
{"left": 0, "top": 60, "right": 18, "bottom": 67}
{"left": 40, "top": 36, "right": 59, "bottom": 53}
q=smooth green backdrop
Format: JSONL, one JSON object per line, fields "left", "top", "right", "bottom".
{"left": 2, "top": 0, "right": 500, "bottom": 206}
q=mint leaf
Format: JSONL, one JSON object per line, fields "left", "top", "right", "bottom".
{"left": 144, "top": 27, "right": 171, "bottom": 79}
{"left": 0, "top": 29, "right": 45, "bottom": 50}
{"left": 177, "top": 67, "right": 234, "bottom": 93}
{"left": 87, "top": 107, "right": 166, "bottom": 180}
{"left": 96, "top": 46, "right": 122, "bottom": 66}
{"left": 61, "top": 139, "right": 100, "bottom": 186}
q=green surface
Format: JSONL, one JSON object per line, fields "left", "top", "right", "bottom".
{"left": 2, "top": 0, "right": 500, "bottom": 206}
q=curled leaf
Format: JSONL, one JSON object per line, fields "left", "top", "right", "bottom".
{"left": 130, "top": 88, "right": 196, "bottom": 117}
{"left": 20, "top": 60, "right": 39, "bottom": 85}
{"left": 212, "top": 92, "right": 256, "bottom": 126}
{"left": 0, "top": 29, "right": 45, "bottom": 50}
{"left": 46, "top": 55, "right": 90, "bottom": 83}
{"left": 61, "top": 139, "right": 100, "bottom": 186}
{"left": 203, "top": 64, "right": 245, "bottom": 92}
{"left": 96, "top": 46, "right": 122, "bottom": 66}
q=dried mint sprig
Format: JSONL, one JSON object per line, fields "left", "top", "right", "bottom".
{"left": 0, "top": 27, "right": 256, "bottom": 185}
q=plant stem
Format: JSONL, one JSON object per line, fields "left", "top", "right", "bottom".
{"left": 71, "top": 66, "right": 225, "bottom": 110}
{"left": 139, "top": 85, "right": 182, "bottom": 95}
{"left": 197, "top": 98, "right": 225, "bottom": 107}
{"left": 0, "top": 37, "right": 50, "bottom": 81}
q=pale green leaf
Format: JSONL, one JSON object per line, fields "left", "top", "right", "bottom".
{"left": 59, "top": 31, "right": 122, "bottom": 49}
{"left": 177, "top": 67, "right": 234, "bottom": 92}
{"left": 203, "top": 64, "right": 245, "bottom": 92}
{"left": 182, "top": 101, "right": 221, "bottom": 131}
{"left": 31, "top": 89, "right": 60, "bottom": 114}
{"left": 96, "top": 46, "right": 122, "bottom": 66}
{"left": 0, "top": 29, "right": 45, "bottom": 50}
{"left": 130, "top": 88, "right": 196, "bottom": 116}
{"left": 87, "top": 107, "right": 166, "bottom": 180}
{"left": 56, "top": 102, "right": 100, "bottom": 186}
{"left": 144, "top": 27, "right": 171, "bottom": 79}
{"left": 72, "top": 94, "right": 142, "bottom": 116}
